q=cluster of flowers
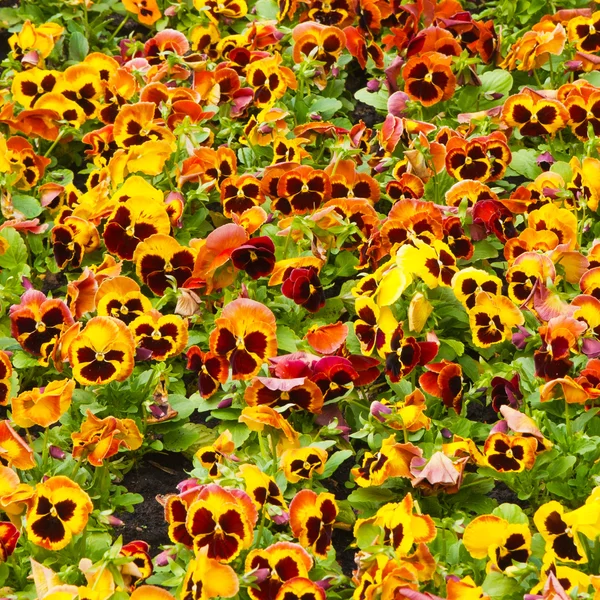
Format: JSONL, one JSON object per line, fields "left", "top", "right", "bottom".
{"left": 4, "top": 0, "right": 600, "bottom": 598}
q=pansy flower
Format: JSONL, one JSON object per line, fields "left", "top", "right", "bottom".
{"left": 56, "top": 64, "right": 103, "bottom": 120}
{"left": 12, "top": 378, "right": 74, "bottom": 429}
{"left": 8, "top": 20, "right": 63, "bottom": 64}
{"left": 502, "top": 91, "right": 568, "bottom": 137}
{"left": 6, "top": 136, "right": 51, "bottom": 189}
{"left": 0, "top": 421, "right": 35, "bottom": 470}
{"left": 245, "top": 542, "right": 312, "bottom": 600}
{"left": 282, "top": 267, "right": 326, "bottom": 313}
{"left": 231, "top": 236, "right": 276, "bottom": 280}
{"left": 68, "top": 316, "right": 135, "bottom": 386}
{"left": 281, "top": 447, "right": 328, "bottom": 483}
{"left": 277, "top": 166, "right": 332, "bottom": 215}
{"left": 275, "top": 578, "right": 325, "bottom": 600}
{"left": 245, "top": 54, "right": 296, "bottom": 107}
{"left": 568, "top": 11, "right": 600, "bottom": 52}
{"left": 420, "top": 361, "right": 464, "bottom": 413}
{"left": 468, "top": 293, "right": 524, "bottom": 348}
{"left": 10, "top": 290, "right": 74, "bottom": 361}
{"left": 451, "top": 267, "right": 502, "bottom": 310}
{"left": 72, "top": 410, "right": 143, "bottom": 467}
{"left": 185, "top": 484, "right": 257, "bottom": 562}
{"left": 352, "top": 435, "right": 422, "bottom": 487}
{"left": 220, "top": 175, "right": 265, "bottom": 218}
{"left": 0, "top": 353, "right": 12, "bottom": 407}
{"left": 122, "top": 0, "right": 162, "bottom": 24}
{"left": 534, "top": 501, "right": 589, "bottom": 564}
{"left": 310, "top": 356, "right": 359, "bottom": 401}
{"left": 134, "top": 234, "right": 196, "bottom": 296}
{"left": 384, "top": 325, "right": 438, "bottom": 383}
{"left": 239, "top": 464, "right": 288, "bottom": 517}
{"left": 483, "top": 432, "right": 536, "bottom": 473}
{"left": 26, "top": 476, "right": 93, "bottom": 551}
{"left": 113, "top": 102, "right": 175, "bottom": 149}
{"left": 181, "top": 547, "right": 239, "bottom": 600}
{"left": 354, "top": 296, "right": 398, "bottom": 357}
{"left": 443, "top": 216, "right": 473, "bottom": 260}
{"left": 195, "top": 430, "right": 235, "bottom": 479}
{"left": 292, "top": 23, "right": 346, "bottom": 73}
{"left": 0, "top": 522, "right": 19, "bottom": 563}
{"left": 463, "top": 515, "right": 531, "bottom": 571}
{"left": 51, "top": 216, "right": 100, "bottom": 270}
{"left": 290, "top": 490, "right": 338, "bottom": 558}
{"left": 209, "top": 298, "right": 277, "bottom": 380}
{"left": 240, "top": 406, "right": 300, "bottom": 446}
{"left": 103, "top": 197, "right": 171, "bottom": 261}
{"left": 95, "top": 276, "right": 152, "bottom": 326}
{"left": 119, "top": 540, "right": 153, "bottom": 590}
{"left": 244, "top": 377, "right": 323, "bottom": 413}
{"left": 187, "top": 346, "right": 229, "bottom": 399}
{"left": 402, "top": 51, "right": 456, "bottom": 107}
{"left": 129, "top": 310, "right": 188, "bottom": 361}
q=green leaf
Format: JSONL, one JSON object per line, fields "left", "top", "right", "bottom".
{"left": 69, "top": 31, "right": 89, "bottom": 62}
{"left": 478, "top": 69, "right": 514, "bottom": 102}
{"left": 319, "top": 450, "right": 353, "bottom": 478}
{"left": 506, "top": 148, "right": 542, "bottom": 180}
{"left": 11, "top": 351, "right": 39, "bottom": 369}
{"left": 546, "top": 480, "right": 574, "bottom": 500}
{"left": 440, "top": 339, "right": 464, "bottom": 358}
{"left": 255, "top": 0, "right": 279, "bottom": 19}
{"left": 492, "top": 503, "right": 529, "bottom": 525}
{"left": 12, "top": 195, "right": 42, "bottom": 219}
{"left": 310, "top": 97, "right": 343, "bottom": 120}
{"left": 277, "top": 325, "right": 298, "bottom": 353}
{"left": 167, "top": 394, "right": 197, "bottom": 421}
{"left": 347, "top": 487, "right": 396, "bottom": 509}
{"left": 0, "top": 228, "right": 29, "bottom": 272}
{"left": 482, "top": 571, "right": 523, "bottom": 599}
{"left": 354, "top": 88, "right": 388, "bottom": 112}
{"left": 355, "top": 522, "right": 382, "bottom": 549}
{"left": 546, "top": 455, "right": 576, "bottom": 480}
{"left": 85, "top": 532, "right": 113, "bottom": 561}
{"left": 162, "top": 423, "right": 204, "bottom": 452}
{"left": 469, "top": 240, "right": 500, "bottom": 262}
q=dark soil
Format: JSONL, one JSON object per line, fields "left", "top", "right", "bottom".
{"left": 116, "top": 452, "right": 192, "bottom": 551}
{"left": 345, "top": 59, "right": 385, "bottom": 128}
{"left": 466, "top": 397, "right": 498, "bottom": 424}
{"left": 332, "top": 527, "right": 356, "bottom": 577}
{"left": 487, "top": 481, "right": 530, "bottom": 509}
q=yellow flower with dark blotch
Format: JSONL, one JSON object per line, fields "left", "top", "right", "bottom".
{"left": 568, "top": 11, "right": 600, "bottom": 53}
{"left": 354, "top": 295, "right": 398, "bottom": 357}
{"left": 239, "top": 463, "right": 287, "bottom": 514}
{"left": 122, "top": 0, "right": 162, "bottom": 25}
{"left": 483, "top": 432, "right": 536, "bottom": 473}
{"left": 239, "top": 406, "right": 299, "bottom": 446}
{"left": 51, "top": 216, "right": 100, "bottom": 269}
{"left": 71, "top": 410, "right": 143, "bottom": 467}
{"left": 0, "top": 352, "right": 12, "bottom": 407}
{"left": 95, "top": 276, "right": 152, "bottom": 326}
{"left": 506, "top": 253, "right": 556, "bottom": 305}
{"left": 195, "top": 430, "right": 235, "bottom": 478}
{"left": 26, "top": 476, "right": 93, "bottom": 551}
{"left": 181, "top": 546, "right": 239, "bottom": 600}
{"left": 68, "top": 316, "right": 135, "bottom": 386}
{"left": 463, "top": 514, "right": 531, "bottom": 571}
{"left": 11, "top": 68, "right": 62, "bottom": 108}
{"left": 129, "top": 310, "right": 188, "bottom": 361}
{"left": 281, "top": 447, "right": 328, "bottom": 483}
{"left": 451, "top": 267, "right": 502, "bottom": 311}
{"left": 220, "top": 174, "right": 265, "bottom": 219}
{"left": 246, "top": 54, "right": 297, "bottom": 107}
{"left": 194, "top": 0, "right": 248, "bottom": 23}
{"left": 9, "top": 289, "right": 74, "bottom": 362}
{"left": 528, "top": 203, "right": 578, "bottom": 250}
{"left": 243, "top": 376, "right": 323, "bottom": 414}
{"left": 275, "top": 578, "right": 325, "bottom": 600}
{"left": 502, "top": 91, "right": 568, "bottom": 137}
{"left": 113, "top": 102, "right": 175, "bottom": 149}
{"left": 35, "top": 92, "right": 86, "bottom": 126}
{"left": 290, "top": 489, "right": 337, "bottom": 558}
{"left": 12, "top": 378, "right": 74, "bottom": 429}
{"left": 245, "top": 542, "right": 312, "bottom": 600}
{"left": 185, "top": 484, "right": 257, "bottom": 562}
{"left": 133, "top": 234, "right": 196, "bottom": 297}
{"left": 103, "top": 196, "right": 171, "bottom": 261}
{"left": 0, "top": 421, "right": 35, "bottom": 470}
{"left": 534, "top": 501, "right": 591, "bottom": 564}
{"left": 6, "top": 136, "right": 51, "bottom": 190}
{"left": 351, "top": 435, "right": 422, "bottom": 487}
{"left": 354, "top": 493, "right": 435, "bottom": 557}
{"left": 210, "top": 298, "right": 278, "bottom": 380}
{"left": 395, "top": 239, "right": 458, "bottom": 289}
{"left": 55, "top": 64, "right": 103, "bottom": 120}
{"left": 468, "top": 292, "right": 524, "bottom": 348}
{"left": 8, "top": 20, "right": 63, "bottom": 62}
